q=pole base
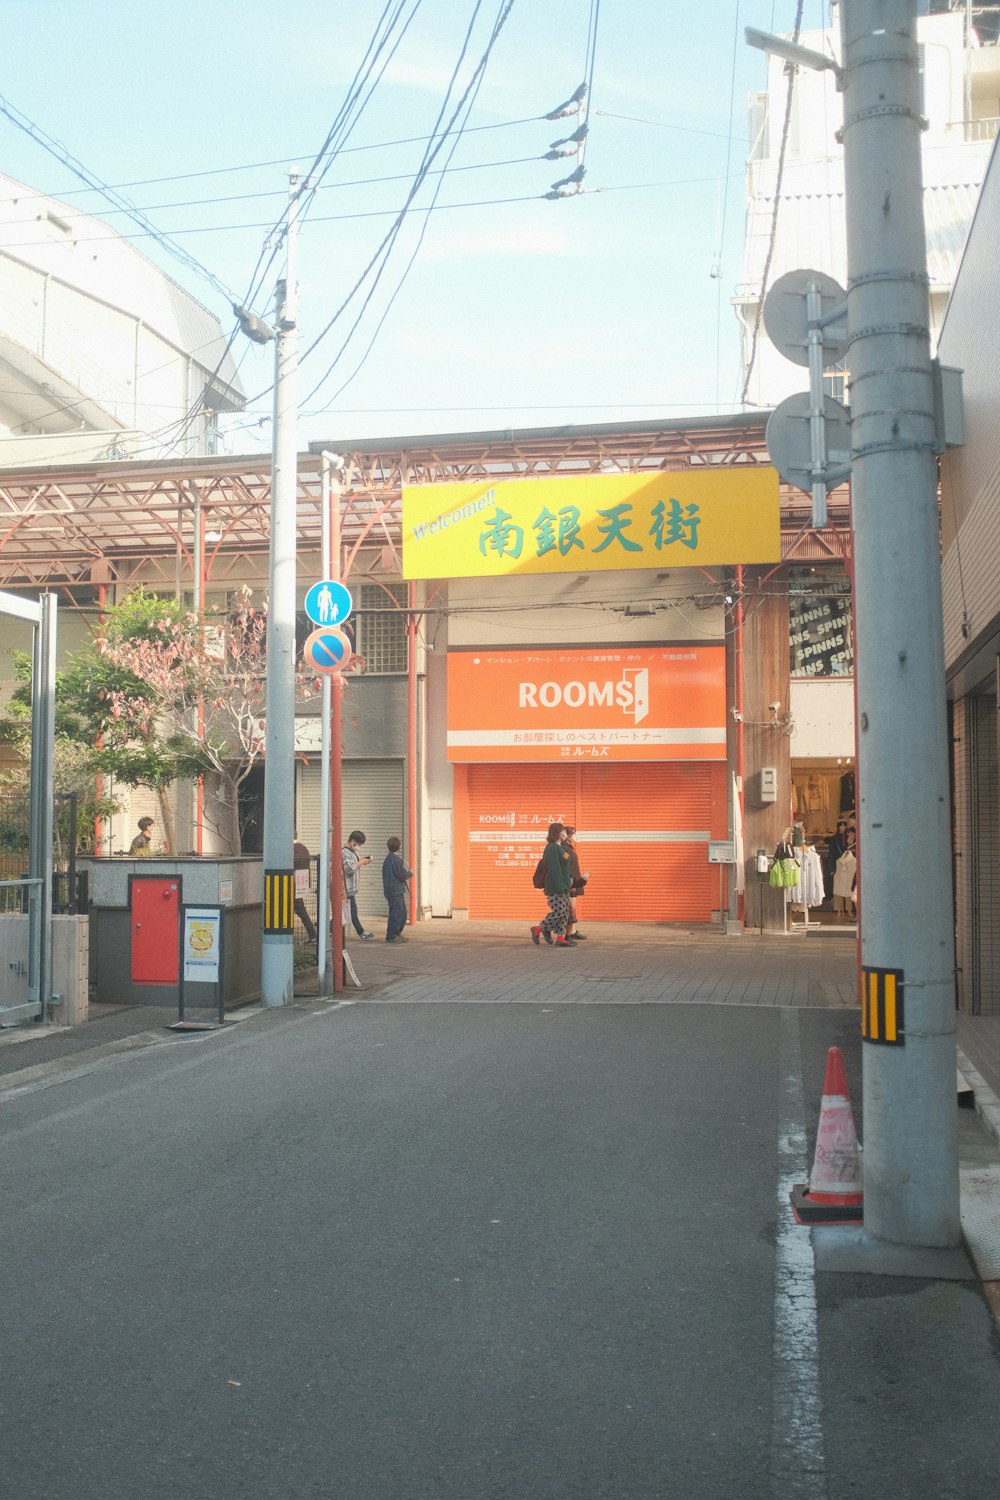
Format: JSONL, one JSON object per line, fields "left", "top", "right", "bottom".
{"left": 790, "top": 1183, "right": 863, "bottom": 1225}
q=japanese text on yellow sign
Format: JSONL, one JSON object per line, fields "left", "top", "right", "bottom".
{"left": 402, "top": 469, "right": 780, "bottom": 580}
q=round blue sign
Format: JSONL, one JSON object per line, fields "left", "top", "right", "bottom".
{"left": 303, "top": 626, "right": 353, "bottom": 674}
{"left": 305, "top": 579, "right": 353, "bottom": 627}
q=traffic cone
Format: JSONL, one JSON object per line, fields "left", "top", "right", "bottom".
{"left": 790, "top": 1046, "right": 863, "bottom": 1224}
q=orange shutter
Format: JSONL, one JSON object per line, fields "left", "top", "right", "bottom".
{"left": 462, "top": 762, "right": 726, "bottom": 923}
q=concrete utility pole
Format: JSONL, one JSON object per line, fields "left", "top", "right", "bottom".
{"left": 261, "top": 170, "right": 301, "bottom": 1007}
{"left": 840, "top": 0, "right": 959, "bottom": 1247}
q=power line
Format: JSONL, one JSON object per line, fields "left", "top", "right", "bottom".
{"left": 302, "top": 0, "right": 520, "bottom": 413}
{"left": 0, "top": 91, "right": 240, "bottom": 305}
{"left": 0, "top": 153, "right": 543, "bottom": 225}
{"left": 0, "top": 171, "right": 744, "bottom": 256}
{"left": 0, "top": 116, "right": 547, "bottom": 201}
{"left": 740, "top": 0, "right": 806, "bottom": 406}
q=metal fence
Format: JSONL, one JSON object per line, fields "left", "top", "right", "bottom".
{"left": 0, "top": 792, "right": 84, "bottom": 914}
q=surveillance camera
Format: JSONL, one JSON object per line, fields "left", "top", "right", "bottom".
{"left": 768, "top": 701, "right": 781, "bottom": 712}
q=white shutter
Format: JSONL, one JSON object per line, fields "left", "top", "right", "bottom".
{"left": 296, "top": 759, "right": 405, "bottom": 918}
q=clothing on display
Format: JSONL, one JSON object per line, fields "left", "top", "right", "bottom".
{"left": 832, "top": 848, "right": 857, "bottom": 915}
{"left": 788, "top": 845, "right": 825, "bottom": 908}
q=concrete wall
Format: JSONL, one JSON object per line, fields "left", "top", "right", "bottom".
{"left": 0, "top": 914, "right": 88, "bottom": 1025}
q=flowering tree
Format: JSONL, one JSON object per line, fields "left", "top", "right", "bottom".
{"left": 57, "top": 587, "right": 314, "bottom": 854}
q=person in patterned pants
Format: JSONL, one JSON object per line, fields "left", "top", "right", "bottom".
{"left": 531, "top": 822, "right": 575, "bottom": 949}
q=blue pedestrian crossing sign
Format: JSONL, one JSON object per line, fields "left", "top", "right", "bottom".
{"left": 303, "top": 625, "right": 353, "bottom": 674}
{"left": 305, "top": 579, "right": 353, "bottom": 626}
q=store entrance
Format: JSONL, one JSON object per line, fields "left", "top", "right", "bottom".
{"left": 790, "top": 759, "right": 856, "bottom": 925}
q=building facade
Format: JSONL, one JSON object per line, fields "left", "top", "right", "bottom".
{"left": 938, "top": 133, "right": 1000, "bottom": 1016}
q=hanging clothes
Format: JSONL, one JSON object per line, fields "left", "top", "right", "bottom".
{"left": 789, "top": 845, "right": 825, "bottom": 908}
{"left": 832, "top": 848, "right": 857, "bottom": 914}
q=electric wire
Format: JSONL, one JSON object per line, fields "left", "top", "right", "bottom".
{"left": 248, "top": 0, "right": 518, "bottom": 413}
{"left": 0, "top": 154, "right": 543, "bottom": 224}
{"left": 162, "top": 2, "right": 427, "bottom": 458}
{"left": 0, "top": 91, "right": 240, "bottom": 305}
{"left": 715, "top": 1, "right": 742, "bottom": 412}
{"left": 303, "top": 0, "right": 518, "bottom": 413}
{"left": 0, "top": 116, "right": 548, "bottom": 203}
{"left": 740, "top": 0, "right": 806, "bottom": 405}
{"left": 0, "top": 169, "right": 744, "bottom": 252}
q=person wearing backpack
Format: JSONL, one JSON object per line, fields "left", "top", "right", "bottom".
{"left": 530, "top": 822, "right": 575, "bottom": 949}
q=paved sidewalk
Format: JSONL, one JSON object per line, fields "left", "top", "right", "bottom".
{"left": 317, "top": 919, "right": 860, "bottom": 1007}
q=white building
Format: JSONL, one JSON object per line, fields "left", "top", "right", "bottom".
{"left": 0, "top": 173, "right": 244, "bottom": 467}
{"left": 736, "top": 1, "right": 998, "bottom": 411}
{"left": 733, "top": 1, "right": 1000, "bottom": 860}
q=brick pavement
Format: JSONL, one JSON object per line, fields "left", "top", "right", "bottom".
{"left": 311, "top": 920, "right": 860, "bottom": 1008}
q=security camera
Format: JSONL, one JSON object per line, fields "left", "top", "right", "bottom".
{"left": 768, "top": 701, "right": 782, "bottom": 712}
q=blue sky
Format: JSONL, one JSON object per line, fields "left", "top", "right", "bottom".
{"left": 0, "top": 0, "right": 806, "bottom": 451}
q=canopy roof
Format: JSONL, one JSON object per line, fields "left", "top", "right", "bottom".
{"left": 0, "top": 413, "right": 848, "bottom": 591}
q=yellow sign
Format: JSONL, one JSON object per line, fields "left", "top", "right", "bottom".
{"left": 402, "top": 469, "right": 780, "bottom": 580}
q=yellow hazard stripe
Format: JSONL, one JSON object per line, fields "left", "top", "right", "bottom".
{"left": 861, "top": 966, "right": 905, "bottom": 1046}
{"left": 264, "top": 871, "right": 295, "bottom": 932}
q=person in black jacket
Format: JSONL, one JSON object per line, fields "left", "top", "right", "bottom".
{"left": 382, "top": 836, "right": 413, "bottom": 943}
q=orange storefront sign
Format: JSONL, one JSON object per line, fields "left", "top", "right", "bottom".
{"left": 447, "top": 646, "right": 726, "bottom": 762}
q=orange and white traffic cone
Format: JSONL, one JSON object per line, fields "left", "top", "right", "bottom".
{"left": 790, "top": 1046, "right": 863, "bottom": 1225}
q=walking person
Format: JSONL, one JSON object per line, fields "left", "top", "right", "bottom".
{"left": 530, "top": 822, "right": 575, "bottom": 949}
{"left": 563, "top": 825, "right": 589, "bottom": 941}
{"left": 293, "top": 834, "right": 318, "bottom": 945}
{"left": 382, "top": 836, "right": 413, "bottom": 943}
{"left": 342, "top": 830, "right": 374, "bottom": 940}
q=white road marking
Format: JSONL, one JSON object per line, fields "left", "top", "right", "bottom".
{"left": 772, "top": 1008, "right": 828, "bottom": 1495}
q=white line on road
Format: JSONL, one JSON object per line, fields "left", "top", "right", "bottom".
{"left": 772, "top": 1008, "right": 828, "bottom": 1496}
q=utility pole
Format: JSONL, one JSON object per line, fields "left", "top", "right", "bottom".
{"left": 840, "top": 0, "right": 959, "bottom": 1247}
{"left": 261, "top": 170, "right": 301, "bottom": 1007}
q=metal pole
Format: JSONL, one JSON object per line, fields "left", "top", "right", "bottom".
{"left": 316, "top": 460, "right": 332, "bottom": 994}
{"left": 330, "top": 475, "right": 344, "bottom": 991}
{"left": 806, "top": 282, "right": 829, "bottom": 528}
{"left": 840, "top": 0, "right": 959, "bottom": 1247}
{"left": 407, "top": 580, "right": 418, "bottom": 925}
{"left": 261, "top": 169, "right": 300, "bottom": 1008}
{"left": 191, "top": 483, "right": 205, "bottom": 856}
{"left": 29, "top": 593, "right": 56, "bottom": 1018}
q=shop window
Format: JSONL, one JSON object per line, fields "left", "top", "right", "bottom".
{"left": 789, "top": 568, "right": 853, "bottom": 677}
{"left": 355, "top": 583, "right": 408, "bottom": 674}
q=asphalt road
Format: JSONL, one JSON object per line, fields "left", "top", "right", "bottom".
{"left": 2, "top": 1000, "right": 999, "bottom": 1499}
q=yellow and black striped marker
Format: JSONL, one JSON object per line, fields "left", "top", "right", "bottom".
{"left": 861, "top": 966, "right": 905, "bottom": 1045}
{"left": 263, "top": 870, "right": 295, "bottom": 933}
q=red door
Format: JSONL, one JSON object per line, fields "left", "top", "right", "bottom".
{"left": 131, "top": 877, "right": 180, "bottom": 984}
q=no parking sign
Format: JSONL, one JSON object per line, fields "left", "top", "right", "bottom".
{"left": 302, "top": 625, "right": 352, "bottom": 674}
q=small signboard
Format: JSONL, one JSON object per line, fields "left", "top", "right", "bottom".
{"left": 175, "top": 902, "right": 226, "bottom": 1029}
{"left": 708, "top": 840, "right": 735, "bottom": 864}
{"left": 183, "top": 907, "right": 222, "bottom": 983}
{"left": 305, "top": 580, "right": 353, "bottom": 626}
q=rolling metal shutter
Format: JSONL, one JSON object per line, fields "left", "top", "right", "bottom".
{"left": 465, "top": 762, "right": 723, "bottom": 923}
{"left": 296, "top": 759, "right": 405, "bottom": 921}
